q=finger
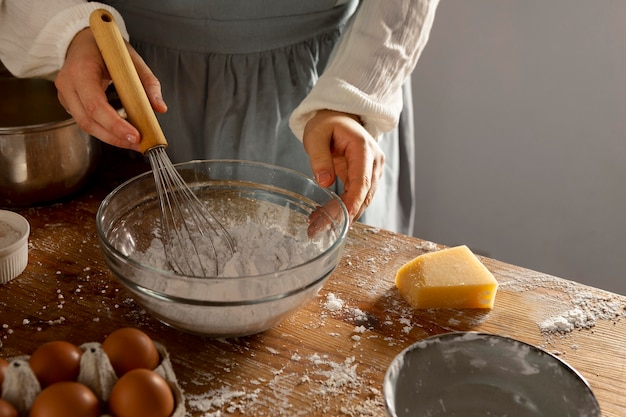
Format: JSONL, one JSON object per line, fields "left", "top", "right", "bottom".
{"left": 55, "top": 29, "right": 142, "bottom": 150}
{"left": 350, "top": 157, "right": 384, "bottom": 222}
{"left": 129, "top": 48, "right": 168, "bottom": 114}
{"left": 337, "top": 144, "right": 372, "bottom": 224}
{"left": 307, "top": 199, "right": 345, "bottom": 238}
{"left": 58, "top": 81, "right": 141, "bottom": 151}
{"left": 303, "top": 124, "right": 336, "bottom": 188}
{"left": 343, "top": 132, "right": 385, "bottom": 223}
{"left": 340, "top": 175, "right": 370, "bottom": 224}
{"left": 67, "top": 95, "right": 141, "bottom": 151}
{"left": 360, "top": 150, "right": 383, "bottom": 216}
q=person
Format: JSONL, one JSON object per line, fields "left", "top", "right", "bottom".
{"left": 0, "top": 1, "right": 439, "bottom": 235}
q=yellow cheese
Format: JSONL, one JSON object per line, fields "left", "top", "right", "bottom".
{"left": 395, "top": 245, "right": 498, "bottom": 309}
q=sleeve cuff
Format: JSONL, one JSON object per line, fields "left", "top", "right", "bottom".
{"left": 31, "top": 3, "right": 129, "bottom": 80}
{"left": 288, "top": 77, "right": 403, "bottom": 142}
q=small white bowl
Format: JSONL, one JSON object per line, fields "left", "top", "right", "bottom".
{"left": 0, "top": 210, "right": 30, "bottom": 283}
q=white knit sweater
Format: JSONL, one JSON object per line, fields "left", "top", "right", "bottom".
{"left": 0, "top": 0, "right": 438, "bottom": 140}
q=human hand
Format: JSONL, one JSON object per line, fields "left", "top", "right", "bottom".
{"left": 303, "top": 109, "right": 385, "bottom": 226}
{"left": 54, "top": 29, "right": 167, "bottom": 151}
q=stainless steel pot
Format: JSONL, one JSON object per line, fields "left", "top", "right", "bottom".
{"left": 0, "top": 76, "right": 100, "bottom": 207}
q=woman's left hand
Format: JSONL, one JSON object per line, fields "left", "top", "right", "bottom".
{"left": 303, "top": 109, "right": 385, "bottom": 225}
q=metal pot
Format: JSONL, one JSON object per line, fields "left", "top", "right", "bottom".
{"left": 0, "top": 76, "right": 100, "bottom": 207}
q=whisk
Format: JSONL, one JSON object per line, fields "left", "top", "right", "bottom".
{"left": 90, "top": 9, "right": 234, "bottom": 277}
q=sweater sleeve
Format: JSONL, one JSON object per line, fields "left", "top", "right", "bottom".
{"left": 0, "top": 0, "right": 128, "bottom": 80}
{"left": 289, "top": 0, "right": 439, "bottom": 141}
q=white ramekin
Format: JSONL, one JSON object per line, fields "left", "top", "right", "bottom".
{"left": 0, "top": 210, "right": 30, "bottom": 284}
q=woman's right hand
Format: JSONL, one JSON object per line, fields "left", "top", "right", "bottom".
{"left": 54, "top": 28, "right": 167, "bottom": 151}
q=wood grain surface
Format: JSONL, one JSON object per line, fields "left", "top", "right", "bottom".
{"left": 1, "top": 146, "right": 624, "bottom": 416}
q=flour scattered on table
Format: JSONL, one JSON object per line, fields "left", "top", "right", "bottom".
{"left": 417, "top": 240, "right": 438, "bottom": 252}
{"left": 399, "top": 317, "right": 413, "bottom": 334}
{"left": 265, "top": 346, "right": 280, "bottom": 355}
{"left": 187, "top": 386, "right": 261, "bottom": 415}
{"left": 350, "top": 308, "right": 368, "bottom": 323}
{"left": 539, "top": 290, "right": 626, "bottom": 334}
{"left": 353, "top": 325, "right": 366, "bottom": 334}
{"left": 496, "top": 273, "right": 626, "bottom": 335}
{"left": 185, "top": 349, "right": 383, "bottom": 416}
{"left": 309, "top": 354, "right": 358, "bottom": 392}
{"left": 324, "top": 293, "right": 344, "bottom": 312}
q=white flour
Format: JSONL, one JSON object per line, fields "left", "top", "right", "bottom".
{"left": 324, "top": 293, "right": 345, "bottom": 312}
{"left": 181, "top": 293, "right": 398, "bottom": 416}
{"left": 185, "top": 349, "right": 382, "bottom": 417}
{"left": 497, "top": 273, "right": 626, "bottom": 335}
{"left": 136, "top": 215, "right": 331, "bottom": 278}
{"left": 539, "top": 290, "right": 626, "bottom": 334}
{"left": 0, "top": 220, "right": 20, "bottom": 247}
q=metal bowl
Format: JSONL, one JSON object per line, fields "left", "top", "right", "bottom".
{"left": 96, "top": 160, "right": 349, "bottom": 337}
{"left": 0, "top": 77, "right": 100, "bottom": 207}
{"left": 384, "top": 332, "right": 601, "bottom": 417}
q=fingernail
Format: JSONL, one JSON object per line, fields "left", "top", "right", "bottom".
{"left": 126, "top": 134, "right": 139, "bottom": 144}
{"left": 155, "top": 94, "right": 167, "bottom": 110}
{"left": 316, "top": 171, "right": 332, "bottom": 185}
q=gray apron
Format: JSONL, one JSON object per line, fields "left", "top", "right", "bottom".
{"left": 101, "top": 0, "right": 415, "bottom": 234}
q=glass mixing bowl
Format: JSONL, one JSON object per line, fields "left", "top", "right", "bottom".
{"left": 96, "top": 160, "right": 348, "bottom": 337}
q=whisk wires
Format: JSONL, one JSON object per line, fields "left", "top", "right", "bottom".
{"left": 147, "top": 147, "right": 235, "bottom": 277}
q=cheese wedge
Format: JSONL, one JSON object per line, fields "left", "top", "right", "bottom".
{"left": 395, "top": 245, "right": 498, "bottom": 309}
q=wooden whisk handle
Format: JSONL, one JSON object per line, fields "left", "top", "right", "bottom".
{"left": 89, "top": 9, "right": 167, "bottom": 154}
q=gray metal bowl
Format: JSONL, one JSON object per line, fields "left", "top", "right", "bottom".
{"left": 384, "top": 332, "right": 601, "bottom": 417}
{"left": 0, "top": 77, "right": 100, "bottom": 207}
{"left": 96, "top": 160, "right": 349, "bottom": 337}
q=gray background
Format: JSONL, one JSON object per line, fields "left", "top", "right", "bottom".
{"left": 410, "top": 1, "right": 626, "bottom": 294}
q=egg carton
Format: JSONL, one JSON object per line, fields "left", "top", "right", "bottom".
{"left": 1, "top": 341, "right": 185, "bottom": 417}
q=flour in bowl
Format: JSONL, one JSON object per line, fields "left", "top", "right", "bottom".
{"left": 0, "top": 220, "right": 20, "bottom": 247}
{"left": 134, "top": 208, "right": 333, "bottom": 278}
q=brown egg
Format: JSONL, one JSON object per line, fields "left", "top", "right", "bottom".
{"left": 102, "top": 328, "right": 160, "bottom": 376}
{"left": 0, "top": 357, "right": 8, "bottom": 395}
{"left": 29, "top": 381, "right": 100, "bottom": 417}
{"left": 29, "top": 341, "right": 83, "bottom": 388}
{"left": 0, "top": 399, "right": 18, "bottom": 417}
{"left": 108, "top": 369, "right": 174, "bottom": 417}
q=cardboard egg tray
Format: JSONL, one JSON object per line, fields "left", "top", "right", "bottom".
{"left": 1, "top": 340, "right": 185, "bottom": 417}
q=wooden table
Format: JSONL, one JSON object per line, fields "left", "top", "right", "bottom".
{"left": 1, "top": 146, "right": 625, "bottom": 416}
